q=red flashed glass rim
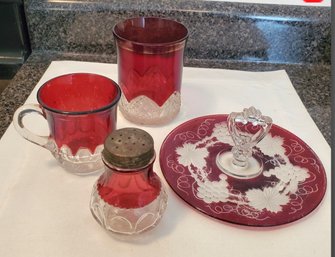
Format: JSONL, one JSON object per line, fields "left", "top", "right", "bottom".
{"left": 37, "top": 73, "right": 121, "bottom": 115}
{"left": 112, "top": 17, "right": 189, "bottom": 47}
{"left": 101, "top": 154, "right": 156, "bottom": 173}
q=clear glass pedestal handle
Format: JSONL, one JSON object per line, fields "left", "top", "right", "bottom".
{"left": 216, "top": 106, "right": 272, "bottom": 179}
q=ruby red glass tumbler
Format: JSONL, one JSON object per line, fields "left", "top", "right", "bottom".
{"left": 113, "top": 17, "right": 188, "bottom": 125}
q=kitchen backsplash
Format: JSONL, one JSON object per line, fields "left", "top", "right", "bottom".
{"left": 24, "top": 0, "right": 330, "bottom": 64}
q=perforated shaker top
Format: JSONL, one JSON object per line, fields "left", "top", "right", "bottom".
{"left": 102, "top": 127, "right": 155, "bottom": 170}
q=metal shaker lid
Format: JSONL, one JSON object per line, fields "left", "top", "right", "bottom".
{"left": 102, "top": 127, "right": 155, "bottom": 170}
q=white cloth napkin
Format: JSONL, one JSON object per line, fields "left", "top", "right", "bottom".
{"left": 0, "top": 61, "right": 330, "bottom": 257}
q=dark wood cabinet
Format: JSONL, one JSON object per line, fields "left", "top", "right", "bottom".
{"left": 0, "top": 0, "right": 30, "bottom": 78}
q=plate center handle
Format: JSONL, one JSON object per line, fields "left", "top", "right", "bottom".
{"left": 216, "top": 106, "right": 272, "bottom": 179}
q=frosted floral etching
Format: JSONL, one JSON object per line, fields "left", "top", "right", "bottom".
{"left": 163, "top": 117, "right": 324, "bottom": 223}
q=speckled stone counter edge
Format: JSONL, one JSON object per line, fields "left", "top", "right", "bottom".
{"left": 25, "top": 0, "right": 330, "bottom": 19}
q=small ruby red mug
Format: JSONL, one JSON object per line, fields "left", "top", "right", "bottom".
{"left": 13, "top": 73, "right": 121, "bottom": 175}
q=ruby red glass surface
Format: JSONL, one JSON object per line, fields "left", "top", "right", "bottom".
{"left": 97, "top": 164, "right": 162, "bottom": 209}
{"left": 115, "top": 49, "right": 184, "bottom": 106}
{"left": 159, "top": 114, "right": 327, "bottom": 227}
{"left": 37, "top": 73, "right": 121, "bottom": 154}
{"left": 113, "top": 17, "right": 188, "bottom": 105}
{"left": 113, "top": 17, "right": 188, "bottom": 125}
{"left": 39, "top": 73, "right": 120, "bottom": 112}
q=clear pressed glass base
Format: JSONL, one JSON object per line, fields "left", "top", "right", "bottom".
{"left": 119, "top": 92, "right": 181, "bottom": 125}
{"left": 90, "top": 183, "right": 168, "bottom": 235}
{"left": 216, "top": 151, "right": 263, "bottom": 179}
{"left": 46, "top": 140, "right": 104, "bottom": 175}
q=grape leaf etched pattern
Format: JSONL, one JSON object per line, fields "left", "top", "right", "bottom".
{"left": 160, "top": 115, "right": 326, "bottom": 226}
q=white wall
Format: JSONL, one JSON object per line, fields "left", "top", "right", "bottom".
{"left": 208, "top": 0, "right": 330, "bottom": 7}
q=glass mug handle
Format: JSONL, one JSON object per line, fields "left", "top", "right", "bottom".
{"left": 13, "top": 104, "right": 49, "bottom": 148}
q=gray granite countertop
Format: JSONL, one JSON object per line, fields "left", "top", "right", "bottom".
{"left": 0, "top": 51, "right": 330, "bottom": 145}
{"left": 25, "top": 0, "right": 330, "bottom": 65}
